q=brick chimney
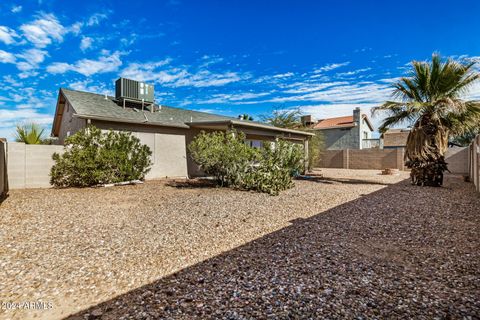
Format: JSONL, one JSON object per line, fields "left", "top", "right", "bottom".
{"left": 353, "top": 107, "right": 361, "bottom": 125}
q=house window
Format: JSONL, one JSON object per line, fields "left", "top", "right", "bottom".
{"left": 363, "top": 131, "right": 368, "bottom": 139}
{"left": 245, "top": 140, "right": 263, "bottom": 149}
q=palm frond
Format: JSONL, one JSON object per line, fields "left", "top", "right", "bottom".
{"left": 15, "top": 123, "right": 45, "bottom": 144}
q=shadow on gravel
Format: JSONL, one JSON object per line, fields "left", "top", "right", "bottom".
{"left": 296, "top": 175, "right": 392, "bottom": 186}
{"left": 165, "top": 178, "right": 218, "bottom": 189}
{"left": 66, "top": 176, "right": 480, "bottom": 319}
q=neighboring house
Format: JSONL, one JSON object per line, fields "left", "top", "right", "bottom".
{"left": 381, "top": 129, "right": 410, "bottom": 149}
{"left": 51, "top": 78, "right": 313, "bottom": 179}
{"left": 302, "top": 108, "right": 376, "bottom": 150}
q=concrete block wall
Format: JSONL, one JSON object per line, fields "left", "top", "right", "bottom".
{"left": 319, "top": 148, "right": 404, "bottom": 170}
{"left": 7, "top": 143, "right": 64, "bottom": 189}
{"left": 445, "top": 147, "right": 469, "bottom": 174}
{"left": 0, "top": 140, "right": 6, "bottom": 196}
{"left": 319, "top": 147, "right": 470, "bottom": 174}
{"left": 469, "top": 135, "right": 480, "bottom": 192}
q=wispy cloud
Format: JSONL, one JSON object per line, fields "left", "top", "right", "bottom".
{"left": 0, "top": 50, "right": 16, "bottom": 64}
{"left": 11, "top": 5, "right": 22, "bottom": 13}
{"left": 121, "top": 59, "right": 250, "bottom": 88}
{"left": 79, "top": 36, "right": 93, "bottom": 51}
{"left": 47, "top": 50, "right": 125, "bottom": 76}
{"left": 336, "top": 67, "right": 372, "bottom": 77}
{"left": 20, "top": 13, "right": 66, "bottom": 48}
{"left": 314, "top": 61, "right": 350, "bottom": 73}
{"left": 197, "top": 92, "right": 271, "bottom": 104}
{"left": 68, "top": 79, "right": 111, "bottom": 95}
{"left": 0, "top": 26, "right": 19, "bottom": 45}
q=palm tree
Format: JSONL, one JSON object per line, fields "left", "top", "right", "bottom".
{"left": 260, "top": 109, "right": 302, "bottom": 128}
{"left": 15, "top": 123, "right": 46, "bottom": 144}
{"left": 373, "top": 54, "right": 480, "bottom": 186}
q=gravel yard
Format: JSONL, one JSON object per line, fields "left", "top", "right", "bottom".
{"left": 1, "top": 169, "right": 479, "bottom": 319}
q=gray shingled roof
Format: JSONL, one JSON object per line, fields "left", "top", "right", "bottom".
{"left": 61, "top": 88, "right": 238, "bottom": 128}
{"left": 60, "top": 88, "right": 312, "bottom": 136}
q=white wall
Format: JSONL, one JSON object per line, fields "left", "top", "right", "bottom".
{"left": 134, "top": 132, "right": 188, "bottom": 179}
{"left": 7, "top": 143, "right": 64, "bottom": 189}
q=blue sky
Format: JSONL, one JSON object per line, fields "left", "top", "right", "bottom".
{"left": 1, "top": 0, "right": 479, "bottom": 140}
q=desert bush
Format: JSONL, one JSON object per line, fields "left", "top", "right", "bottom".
{"left": 50, "top": 126, "right": 152, "bottom": 187}
{"left": 242, "top": 140, "right": 303, "bottom": 195}
{"left": 188, "top": 130, "right": 304, "bottom": 195}
{"left": 188, "top": 130, "right": 258, "bottom": 186}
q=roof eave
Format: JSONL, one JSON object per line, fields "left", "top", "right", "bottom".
{"left": 187, "top": 120, "right": 314, "bottom": 136}
{"left": 74, "top": 114, "right": 190, "bottom": 129}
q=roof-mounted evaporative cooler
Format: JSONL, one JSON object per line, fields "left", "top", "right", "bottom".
{"left": 115, "top": 78, "right": 155, "bottom": 103}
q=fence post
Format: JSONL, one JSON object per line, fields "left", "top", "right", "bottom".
{"left": 343, "top": 149, "right": 350, "bottom": 169}
{"left": 396, "top": 148, "right": 404, "bottom": 170}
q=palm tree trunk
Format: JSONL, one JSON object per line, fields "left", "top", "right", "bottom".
{"left": 405, "top": 119, "right": 449, "bottom": 186}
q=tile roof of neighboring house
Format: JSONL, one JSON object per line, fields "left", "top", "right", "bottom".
{"left": 55, "top": 88, "right": 312, "bottom": 136}
{"left": 312, "top": 116, "right": 355, "bottom": 129}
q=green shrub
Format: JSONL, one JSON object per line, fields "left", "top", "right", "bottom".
{"left": 188, "top": 130, "right": 304, "bottom": 195}
{"left": 50, "top": 126, "right": 152, "bottom": 187}
{"left": 188, "top": 130, "right": 258, "bottom": 186}
{"left": 242, "top": 140, "right": 304, "bottom": 195}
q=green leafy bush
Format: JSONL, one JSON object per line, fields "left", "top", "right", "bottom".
{"left": 242, "top": 140, "right": 304, "bottom": 195}
{"left": 188, "top": 130, "right": 304, "bottom": 195}
{"left": 50, "top": 126, "right": 152, "bottom": 187}
{"left": 188, "top": 130, "right": 258, "bottom": 186}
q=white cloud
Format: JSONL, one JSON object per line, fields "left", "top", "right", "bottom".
{"left": 0, "top": 108, "right": 53, "bottom": 140}
{"left": 174, "top": 70, "right": 244, "bottom": 87}
{"left": 11, "top": 5, "right": 22, "bottom": 13}
{"left": 80, "top": 36, "right": 93, "bottom": 51}
{"left": 336, "top": 67, "right": 372, "bottom": 77}
{"left": 0, "top": 50, "right": 16, "bottom": 64}
{"left": 270, "top": 81, "right": 392, "bottom": 104}
{"left": 198, "top": 92, "right": 271, "bottom": 104}
{"left": 199, "top": 55, "right": 224, "bottom": 67}
{"left": 47, "top": 50, "right": 124, "bottom": 76}
{"left": 0, "top": 26, "right": 19, "bottom": 45}
{"left": 121, "top": 59, "right": 247, "bottom": 88}
{"left": 20, "top": 13, "right": 66, "bottom": 48}
{"left": 296, "top": 103, "right": 376, "bottom": 120}
{"left": 16, "top": 48, "right": 48, "bottom": 71}
{"left": 282, "top": 81, "right": 348, "bottom": 94}
{"left": 68, "top": 22, "right": 83, "bottom": 35}
{"left": 87, "top": 13, "right": 109, "bottom": 26}
{"left": 68, "top": 79, "right": 112, "bottom": 95}
{"left": 314, "top": 62, "right": 350, "bottom": 73}
{"left": 272, "top": 72, "right": 294, "bottom": 79}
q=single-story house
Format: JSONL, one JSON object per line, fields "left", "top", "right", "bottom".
{"left": 301, "top": 107, "right": 376, "bottom": 150}
{"left": 381, "top": 129, "right": 410, "bottom": 149}
{"left": 51, "top": 79, "right": 313, "bottom": 179}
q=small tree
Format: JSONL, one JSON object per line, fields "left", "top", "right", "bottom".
{"left": 15, "top": 123, "right": 45, "bottom": 144}
{"left": 261, "top": 109, "right": 302, "bottom": 128}
{"left": 50, "top": 126, "right": 152, "bottom": 187}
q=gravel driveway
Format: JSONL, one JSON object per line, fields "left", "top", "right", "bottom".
{"left": 1, "top": 169, "right": 478, "bottom": 319}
